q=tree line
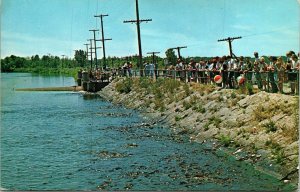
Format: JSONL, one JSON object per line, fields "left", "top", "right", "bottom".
{"left": 1, "top": 48, "right": 249, "bottom": 73}
{"left": 0, "top": 49, "right": 168, "bottom": 72}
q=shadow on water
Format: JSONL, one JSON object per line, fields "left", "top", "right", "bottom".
{"left": 82, "top": 93, "right": 103, "bottom": 100}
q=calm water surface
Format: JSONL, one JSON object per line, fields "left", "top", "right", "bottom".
{"left": 0, "top": 73, "right": 295, "bottom": 191}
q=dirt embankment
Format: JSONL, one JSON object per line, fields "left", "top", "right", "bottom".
{"left": 98, "top": 77, "right": 299, "bottom": 184}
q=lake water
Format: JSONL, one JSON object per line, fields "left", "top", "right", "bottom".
{"left": 0, "top": 73, "right": 295, "bottom": 190}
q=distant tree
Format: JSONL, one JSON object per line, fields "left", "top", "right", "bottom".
{"left": 165, "top": 49, "right": 177, "bottom": 66}
{"left": 31, "top": 55, "right": 40, "bottom": 62}
{"left": 74, "top": 50, "right": 87, "bottom": 67}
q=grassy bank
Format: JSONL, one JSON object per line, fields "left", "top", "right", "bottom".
{"left": 99, "top": 77, "right": 299, "bottom": 184}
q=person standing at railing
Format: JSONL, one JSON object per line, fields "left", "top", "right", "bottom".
{"left": 295, "top": 54, "right": 300, "bottom": 94}
{"left": 286, "top": 54, "right": 298, "bottom": 94}
{"left": 244, "top": 57, "right": 253, "bottom": 83}
{"left": 122, "top": 62, "right": 128, "bottom": 77}
{"left": 149, "top": 62, "right": 155, "bottom": 78}
{"left": 286, "top": 51, "right": 295, "bottom": 62}
{"left": 176, "top": 58, "right": 183, "bottom": 80}
{"left": 128, "top": 62, "right": 133, "bottom": 77}
{"left": 221, "top": 57, "right": 228, "bottom": 88}
{"left": 144, "top": 62, "right": 150, "bottom": 77}
{"left": 259, "top": 57, "right": 269, "bottom": 91}
{"left": 235, "top": 57, "right": 244, "bottom": 86}
{"left": 207, "top": 59, "right": 213, "bottom": 84}
{"left": 254, "top": 61, "right": 262, "bottom": 90}
{"left": 212, "top": 58, "right": 221, "bottom": 86}
{"left": 96, "top": 68, "right": 100, "bottom": 80}
{"left": 227, "top": 57, "right": 235, "bottom": 88}
{"left": 189, "top": 58, "right": 197, "bottom": 81}
{"left": 186, "top": 61, "right": 192, "bottom": 82}
{"left": 167, "top": 64, "right": 175, "bottom": 78}
{"left": 267, "top": 56, "right": 278, "bottom": 93}
{"left": 199, "top": 60, "right": 206, "bottom": 84}
{"left": 274, "top": 57, "right": 285, "bottom": 93}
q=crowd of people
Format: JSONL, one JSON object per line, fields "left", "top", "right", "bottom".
{"left": 83, "top": 50, "right": 300, "bottom": 95}
{"left": 165, "top": 51, "right": 300, "bottom": 94}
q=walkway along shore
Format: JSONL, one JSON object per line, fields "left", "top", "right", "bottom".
{"left": 98, "top": 77, "right": 299, "bottom": 185}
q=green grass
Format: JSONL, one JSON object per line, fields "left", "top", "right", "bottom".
{"left": 183, "top": 83, "right": 191, "bottom": 96}
{"left": 175, "top": 115, "right": 182, "bottom": 122}
{"left": 219, "top": 135, "right": 232, "bottom": 147}
{"left": 230, "top": 92, "right": 236, "bottom": 99}
{"left": 265, "top": 139, "right": 286, "bottom": 165}
{"left": 183, "top": 100, "right": 192, "bottom": 110}
{"left": 208, "top": 116, "right": 222, "bottom": 128}
{"left": 203, "top": 122, "right": 210, "bottom": 131}
{"left": 263, "top": 120, "right": 277, "bottom": 133}
{"left": 192, "top": 103, "right": 206, "bottom": 113}
{"left": 115, "top": 78, "right": 132, "bottom": 93}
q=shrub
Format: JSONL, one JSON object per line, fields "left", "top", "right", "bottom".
{"left": 164, "top": 79, "right": 181, "bottom": 94}
{"left": 138, "top": 77, "right": 150, "bottom": 89}
{"left": 208, "top": 116, "right": 222, "bottom": 128}
{"left": 274, "top": 150, "right": 285, "bottom": 165}
{"left": 263, "top": 120, "right": 277, "bottom": 133}
{"left": 246, "top": 82, "right": 254, "bottom": 95}
{"left": 253, "top": 104, "right": 273, "bottom": 121}
{"left": 203, "top": 122, "right": 210, "bottom": 131}
{"left": 230, "top": 92, "right": 237, "bottom": 99}
{"left": 183, "top": 83, "right": 191, "bottom": 96}
{"left": 192, "top": 103, "right": 206, "bottom": 113}
{"left": 266, "top": 139, "right": 285, "bottom": 165}
{"left": 175, "top": 115, "right": 182, "bottom": 122}
{"left": 115, "top": 78, "right": 132, "bottom": 93}
{"left": 219, "top": 135, "right": 232, "bottom": 147}
{"left": 154, "top": 98, "right": 165, "bottom": 112}
{"left": 183, "top": 100, "right": 192, "bottom": 110}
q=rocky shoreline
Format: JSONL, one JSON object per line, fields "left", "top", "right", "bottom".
{"left": 98, "top": 77, "right": 299, "bottom": 185}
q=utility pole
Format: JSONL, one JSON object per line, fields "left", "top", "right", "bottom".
{"left": 94, "top": 14, "right": 112, "bottom": 70}
{"left": 217, "top": 36, "right": 242, "bottom": 59}
{"left": 88, "top": 39, "right": 94, "bottom": 69}
{"left": 84, "top": 43, "right": 89, "bottom": 67}
{"left": 147, "top": 52, "right": 160, "bottom": 64}
{"left": 89, "top": 29, "right": 99, "bottom": 69}
{"left": 124, "top": 0, "right": 152, "bottom": 72}
{"left": 169, "top": 46, "right": 187, "bottom": 59}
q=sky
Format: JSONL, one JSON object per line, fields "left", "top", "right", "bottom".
{"left": 1, "top": 0, "right": 299, "bottom": 59}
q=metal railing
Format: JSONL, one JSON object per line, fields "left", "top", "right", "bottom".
{"left": 112, "top": 68, "right": 299, "bottom": 95}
